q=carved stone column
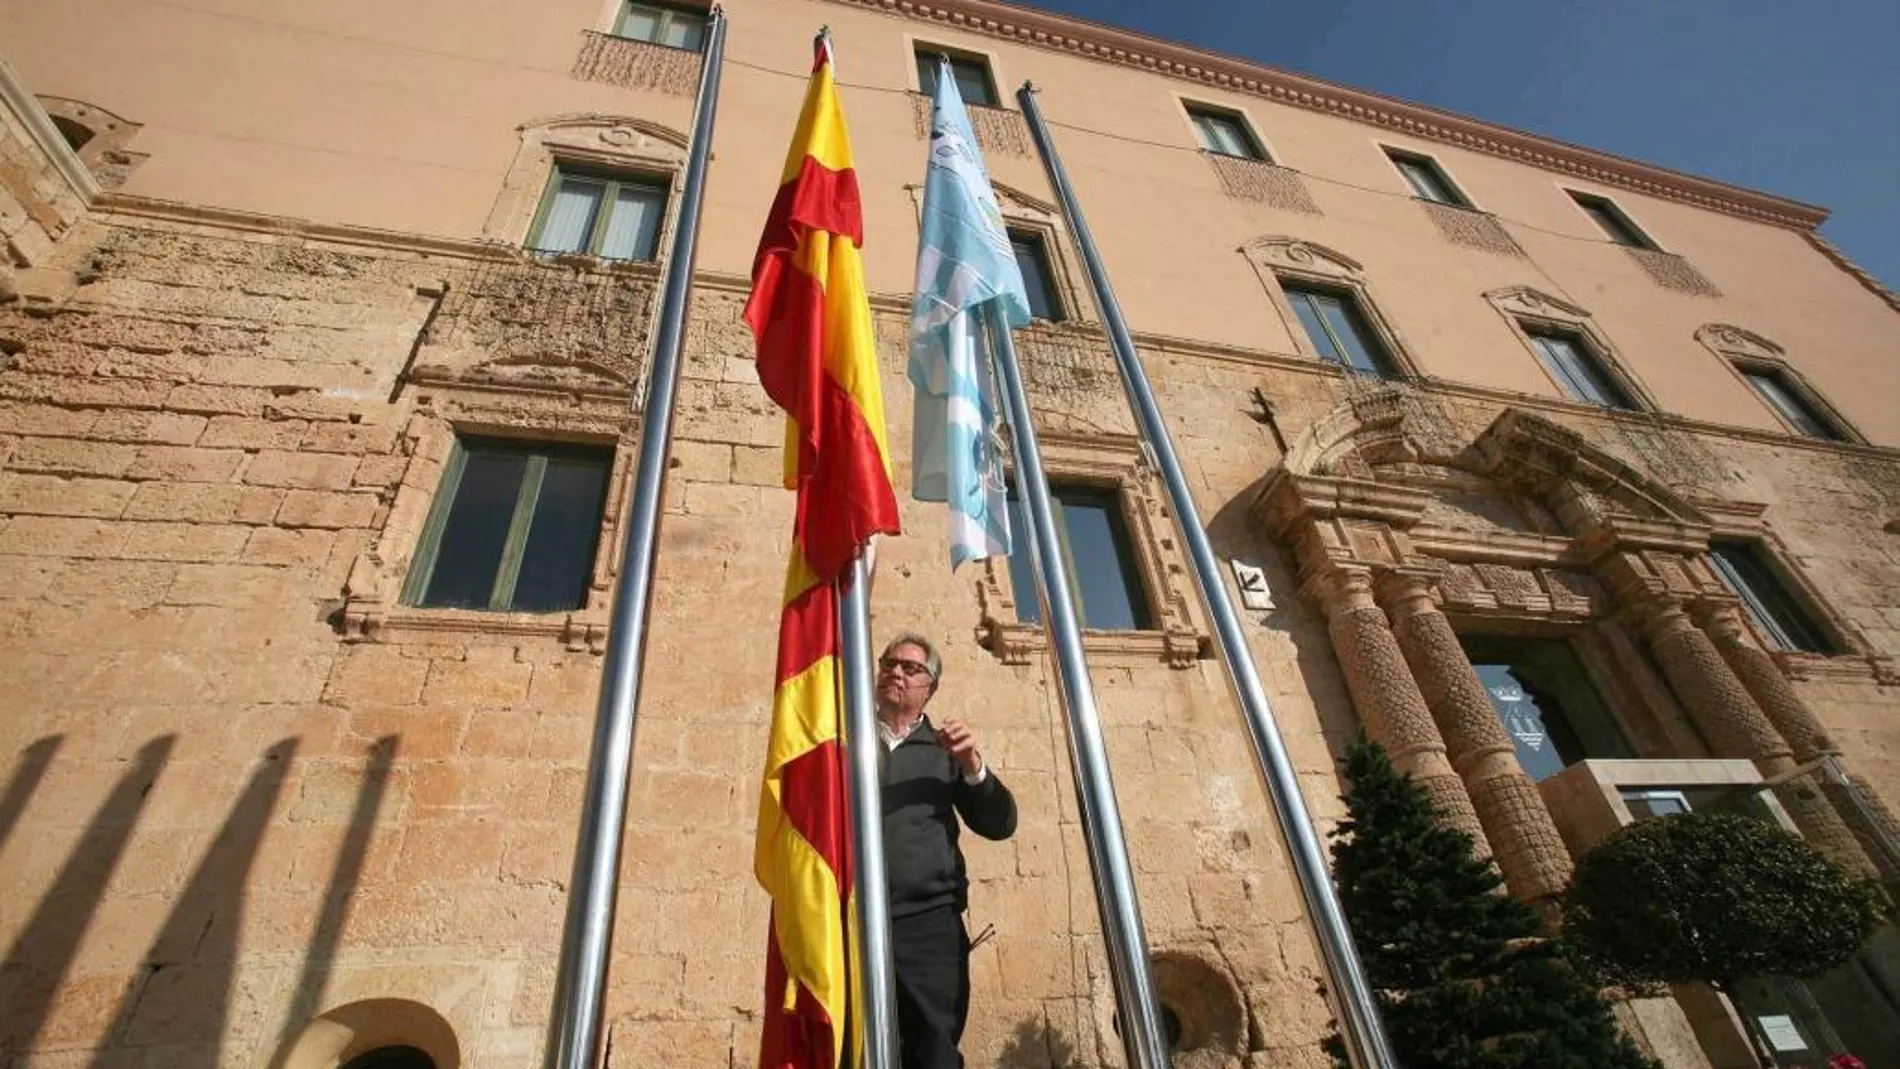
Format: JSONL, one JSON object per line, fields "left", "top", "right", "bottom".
{"left": 1697, "top": 599, "right": 1896, "bottom": 880}
{"left": 1626, "top": 594, "right": 1794, "bottom": 767}
{"left": 1378, "top": 569, "right": 1574, "bottom": 904}
{"left": 1693, "top": 600, "right": 1833, "bottom": 761}
{"left": 1307, "top": 566, "right": 1488, "bottom": 848}
{"left": 1613, "top": 567, "right": 1876, "bottom": 878}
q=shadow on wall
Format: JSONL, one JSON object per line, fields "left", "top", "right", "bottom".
{"left": 0, "top": 732, "right": 401, "bottom": 1066}
{"left": 996, "top": 1014, "right": 1079, "bottom": 1069}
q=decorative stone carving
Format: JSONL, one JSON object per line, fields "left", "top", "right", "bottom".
{"left": 1245, "top": 238, "right": 1360, "bottom": 279}
{"left": 1420, "top": 201, "right": 1525, "bottom": 257}
{"left": 1693, "top": 598, "right": 1836, "bottom": 761}
{"left": 1379, "top": 568, "right": 1574, "bottom": 904}
{"left": 1011, "top": 323, "right": 1134, "bottom": 436}
{"left": 411, "top": 258, "right": 658, "bottom": 396}
{"left": 908, "top": 92, "right": 1031, "bottom": 156}
{"left": 1625, "top": 247, "right": 1721, "bottom": 298}
{"left": 571, "top": 31, "right": 703, "bottom": 96}
{"left": 1694, "top": 323, "right": 1783, "bottom": 363}
{"left": 1304, "top": 566, "right": 1487, "bottom": 846}
{"left": 1203, "top": 154, "right": 1321, "bottom": 213}
{"left": 1484, "top": 285, "right": 1592, "bottom": 322}
{"left": 35, "top": 96, "right": 147, "bottom": 189}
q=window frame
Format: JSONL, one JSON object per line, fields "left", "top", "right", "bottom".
{"left": 1246, "top": 238, "right": 1424, "bottom": 380}
{"left": 911, "top": 45, "right": 1001, "bottom": 108}
{"left": 1740, "top": 365, "right": 1845, "bottom": 441}
{"left": 1383, "top": 147, "right": 1470, "bottom": 208}
{"left": 976, "top": 433, "right": 1211, "bottom": 668}
{"left": 610, "top": 0, "right": 708, "bottom": 51}
{"left": 401, "top": 436, "right": 615, "bottom": 615}
{"left": 1695, "top": 324, "right": 1864, "bottom": 444}
{"left": 1279, "top": 281, "right": 1400, "bottom": 379}
{"left": 1484, "top": 287, "right": 1657, "bottom": 414}
{"left": 525, "top": 163, "right": 670, "bottom": 262}
{"left": 1003, "top": 479, "right": 1153, "bottom": 632}
{"left": 1007, "top": 228, "right": 1065, "bottom": 323}
{"left": 1182, "top": 102, "right": 1268, "bottom": 162}
{"left": 1707, "top": 540, "right": 1838, "bottom": 655}
{"left": 1567, "top": 189, "right": 1659, "bottom": 250}
{"left": 1525, "top": 328, "right": 1636, "bottom": 410}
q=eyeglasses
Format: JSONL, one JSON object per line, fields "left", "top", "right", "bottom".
{"left": 878, "top": 656, "right": 933, "bottom": 679}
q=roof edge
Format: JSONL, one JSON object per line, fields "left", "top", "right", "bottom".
{"left": 839, "top": 0, "right": 1831, "bottom": 231}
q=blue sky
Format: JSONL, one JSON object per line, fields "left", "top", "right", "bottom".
{"left": 1027, "top": 0, "right": 1900, "bottom": 288}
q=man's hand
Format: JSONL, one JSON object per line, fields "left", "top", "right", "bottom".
{"left": 936, "top": 717, "right": 984, "bottom": 778}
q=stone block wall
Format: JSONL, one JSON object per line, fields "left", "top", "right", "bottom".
{"left": 3, "top": 194, "right": 1899, "bottom": 1069}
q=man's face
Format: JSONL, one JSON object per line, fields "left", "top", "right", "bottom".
{"left": 877, "top": 641, "right": 935, "bottom": 720}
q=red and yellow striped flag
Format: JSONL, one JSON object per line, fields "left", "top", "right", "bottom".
{"left": 747, "top": 34, "right": 900, "bottom": 1069}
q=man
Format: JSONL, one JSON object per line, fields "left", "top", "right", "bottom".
{"left": 875, "top": 631, "right": 1017, "bottom": 1069}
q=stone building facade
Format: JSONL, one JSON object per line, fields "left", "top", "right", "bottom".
{"left": 3, "top": 2, "right": 1900, "bottom": 1068}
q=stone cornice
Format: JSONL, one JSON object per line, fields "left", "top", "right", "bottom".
{"left": 832, "top": 0, "right": 1830, "bottom": 231}
{"left": 84, "top": 194, "right": 1900, "bottom": 462}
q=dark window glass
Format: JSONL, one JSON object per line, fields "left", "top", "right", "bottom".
{"left": 1709, "top": 542, "right": 1835, "bottom": 654}
{"left": 409, "top": 439, "right": 613, "bottom": 614}
{"left": 512, "top": 456, "right": 612, "bottom": 612}
{"left": 915, "top": 51, "right": 998, "bottom": 107}
{"left": 1186, "top": 106, "right": 1263, "bottom": 160}
{"left": 1281, "top": 284, "right": 1396, "bottom": 377}
{"left": 1465, "top": 637, "right": 1636, "bottom": 783}
{"left": 529, "top": 168, "right": 667, "bottom": 261}
{"left": 1009, "top": 231, "right": 1063, "bottom": 322}
{"left": 1004, "top": 484, "right": 1152, "bottom": 632}
{"left": 1528, "top": 331, "right": 1635, "bottom": 410}
{"left": 1743, "top": 369, "right": 1841, "bottom": 440}
{"left": 1621, "top": 789, "right": 1693, "bottom": 820}
{"left": 52, "top": 116, "right": 94, "bottom": 152}
{"left": 419, "top": 449, "right": 529, "bottom": 610}
{"left": 614, "top": 1, "right": 706, "bottom": 50}
{"left": 1570, "top": 192, "right": 1654, "bottom": 248}
{"left": 341, "top": 1047, "right": 436, "bottom": 1069}
{"left": 1388, "top": 151, "right": 1464, "bottom": 206}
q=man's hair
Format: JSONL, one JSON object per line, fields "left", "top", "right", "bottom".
{"left": 882, "top": 631, "right": 942, "bottom": 684}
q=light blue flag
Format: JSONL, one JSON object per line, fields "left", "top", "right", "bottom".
{"left": 908, "top": 57, "right": 1032, "bottom": 572}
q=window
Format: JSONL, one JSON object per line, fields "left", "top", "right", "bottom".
{"left": 528, "top": 167, "right": 667, "bottom": 261}
{"left": 1281, "top": 283, "right": 1397, "bottom": 377}
{"left": 914, "top": 50, "right": 999, "bottom": 108}
{"left": 52, "top": 116, "right": 93, "bottom": 152}
{"left": 1009, "top": 230, "right": 1063, "bottom": 322}
{"left": 1004, "top": 484, "right": 1152, "bottom": 631}
{"left": 1386, "top": 149, "right": 1466, "bottom": 207}
{"left": 613, "top": 1, "right": 706, "bottom": 50}
{"left": 404, "top": 438, "right": 613, "bottom": 614}
{"left": 1621, "top": 788, "right": 1693, "bottom": 820}
{"left": 1741, "top": 367, "right": 1843, "bottom": 441}
{"left": 1526, "top": 330, "right": 1635, "bottom": 409}
{"left": 1185, "top": 105, "right": 1265, "bottom": 161}
{"left": 1708, "top": 542, "right": 1835, "bottom": 654}
{"left": 1464, "top": 637, "right": 1636, "bottom": 783}
{"left": 1569, "top": 191, "right": 1655, "bottom": 249}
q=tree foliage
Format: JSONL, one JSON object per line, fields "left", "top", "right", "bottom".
{"left": 1563, "top": 810, "right": 1882, "bottom": 992}
{"left": 1326, "top": 737, "right": 1658, "bottom": 1069}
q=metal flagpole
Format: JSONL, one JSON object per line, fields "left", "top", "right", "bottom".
{"left": 983, "top": 310, "right": 1172, "bottom": 1069}
{"left": 1015, "top": 84, "right": 1400, "bottom": 1069}
{"left": 837, "top": 552, "right": 899, "bottom": 1069}
{"left": 543, "top": 10, "right": 727, "bottom": 1069}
